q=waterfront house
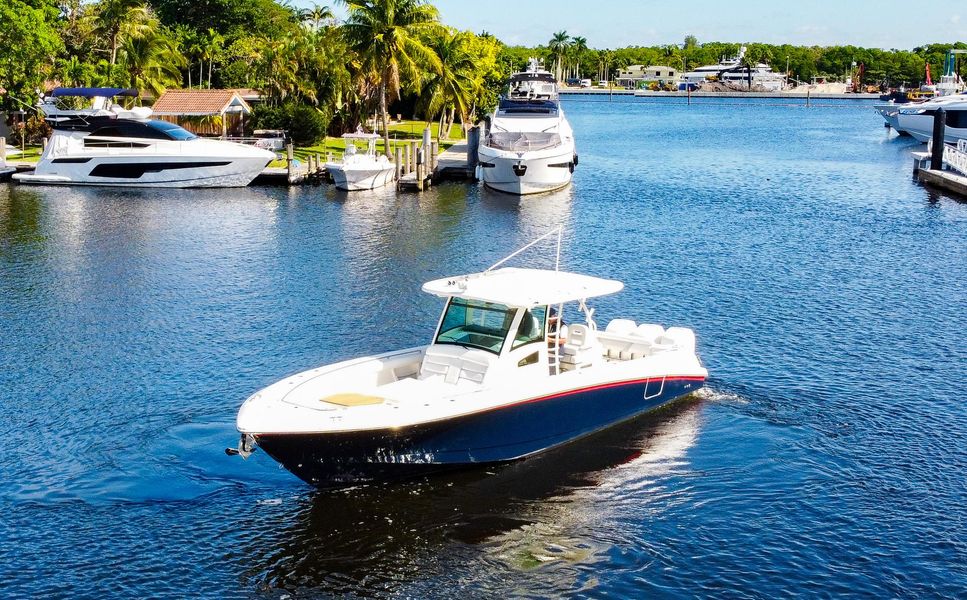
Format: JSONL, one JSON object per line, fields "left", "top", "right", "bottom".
{"left": 151, "top": 89, "right": 253, "bottom": 138}
{"left": 616, "top": 65, "right": 679, "bottom": 88}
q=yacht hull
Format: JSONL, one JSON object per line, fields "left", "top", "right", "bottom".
{"left": 478, "top": 146, "right": 575, "bottom": 195}
{"left": 254, "top": 375, "right": 704, "bottom": 487}
{"left": 13, "top": 155, "right": 271, "bottom": 188}
{"left": 898, "top": 113, "right": 967, "bottom": 144}
{"left": 326, "top": 164, "right": 396, "bottom": 191}
{"left": 873, "top": 103, "right": 911, "bottom": 135}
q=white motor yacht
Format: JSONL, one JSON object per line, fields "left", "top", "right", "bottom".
{"left": 230, "top": 229, "right": 707, "bottom": 487}
{"left": 478, "top": 59, "right": 578, "bottom": 195}
{"left": 324, "top": 131, "right": 395, "bottom": 191}
{"left": 897, "top": 95, "right": 967, "bottom": 144}
{"left": 13, "top": 87, "right": 275, "bottom": 188}
{"left": 679, "top": 46, "right": 786, "bottom": 91}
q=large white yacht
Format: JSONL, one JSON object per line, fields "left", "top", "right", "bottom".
{"left": 478, "top": 60, "right": 578, "bottom": 195}
{"left": 897, "top": 95, "right": 967, "bottom": 144}
{"left": 680, "top": 46, "right": 786, "bottom": 91}
{"left": 13, "top": 87, "right": 275, "bottom": 188}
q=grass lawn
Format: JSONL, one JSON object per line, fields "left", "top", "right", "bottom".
{"left": 5, "top": 145, "right": 43, "bottom": 163}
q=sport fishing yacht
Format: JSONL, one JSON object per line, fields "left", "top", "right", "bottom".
{"left": 324, "top": 131, "right": 395, "bottom": 191}
{"left": 230, "top": 229, "right": 708, "bottom": 487}
{"left": 478, "top": 59, "right": 578, "bottom": 195}
{"left": 13, "top": 87, "right": 275, "bottom": 188}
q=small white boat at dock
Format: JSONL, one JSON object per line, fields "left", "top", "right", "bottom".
{"left": 231, "top": 229, "right": 707, "bottom": 487}
{"left": 324, "top": 131, "right": 395, "bottom": 191}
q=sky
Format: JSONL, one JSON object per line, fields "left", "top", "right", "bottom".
{"left": 301, "top": 1, "right": 965, "bottom": 50}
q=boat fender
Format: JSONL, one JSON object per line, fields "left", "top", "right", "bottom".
{"left": 573, "top": 154, "right": 579, "bottom": 166}
{"left": 569, "top": 162, "right": 574, "bottom": 174}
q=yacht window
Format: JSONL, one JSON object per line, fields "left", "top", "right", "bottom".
{"left": 146, "top": 120, "right": 198, "bottom": 140}
{"left": 88, "top": 120, "right": 196, "bottom": 141}
{"left": 512, "top": 306, "right": 546, "bottom": 350}
{"left": 435, "top": 298, "right": 515, "bottom": 355}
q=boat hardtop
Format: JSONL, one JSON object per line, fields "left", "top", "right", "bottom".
{"left": 422, "top": 267, "right": 623, "bottom": 307}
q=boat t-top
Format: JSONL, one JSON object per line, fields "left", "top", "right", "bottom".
{"left": 230, "top": 228, "right": 707, "bottom": 487}
{"left": 13, "top": 87, "right": 275, "bottom": 188}
{"left": 324, "top": 129, "right": 395, "bottom": 191}
{"left": 478, "top": 59, "right": 578, "bottom": 195}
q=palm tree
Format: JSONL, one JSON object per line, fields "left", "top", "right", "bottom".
{"left": 301, "top": 4, "right": 336, "bottom": 31}
{"left": 548, "top": 30, "right": 570, "bottom": 82}
{"left": 201, "top": 28, "right": 224, "bottom": 88}
{"left": 94, "top": 0, "right": 151, "bottom": 65}
{"left": 120, "top": 30, "right": 186, "bottom": 98}
{"left": 571, "top": 36, "right": 588, "bottom": 80}
{"left": 342, "top": 0, "right": 442, "bottom": 156}
{"left": 417, "top": 29, "right": 478, "bottom": 141}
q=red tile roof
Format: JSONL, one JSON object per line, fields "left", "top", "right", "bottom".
{"left": 151, "top": 89, "right": 251, "bottom": 116}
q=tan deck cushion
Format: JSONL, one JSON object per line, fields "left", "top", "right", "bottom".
{"left": 321, "top": 393, "right": 384, "bottom": 407}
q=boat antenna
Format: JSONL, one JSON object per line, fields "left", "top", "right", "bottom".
{"left": 485, "top": 225, "right": 563, "bottom": 273}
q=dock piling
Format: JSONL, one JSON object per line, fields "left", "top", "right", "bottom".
{"left": 403, "top": 144, "right": 411, "bottom": 175}
{"left": 286, "top": 143, "right": 294, "bottom": 182}
{"left": 394, "top": 147, "right": 402, "bottom": 180}
{"left": 930, "top": 109, "right": 946, "bottom": 171}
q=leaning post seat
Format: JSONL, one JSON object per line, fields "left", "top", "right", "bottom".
{"left": 560, "top": 324, "right": 601, "bottom": 371}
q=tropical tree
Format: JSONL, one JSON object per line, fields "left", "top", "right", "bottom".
{"left": 342, "top": 0, "right": 442, "bottom": 155}
{"left": 570, "top": 36, "right": 588, "bottom": 79}
{"left": 417, "top": 28, "right": 479, "bottom": 141}
{"left": 301, "top": 4, "right": 336, "bottom": 31}
{"left": 119, "top": 27, "right": 186, "bottom": 97}
{"left": 94, "top": 0, "right": 151, "bottom": 65}
{"left": 548, "top": 30, "right": 570, "bottom": 82}
{"left": 201, "top": 28, "right": 225, "bottom": 87}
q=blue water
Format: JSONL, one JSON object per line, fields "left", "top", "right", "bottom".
{"left": 1, "top": 97, "right": 965, "bottom": 598}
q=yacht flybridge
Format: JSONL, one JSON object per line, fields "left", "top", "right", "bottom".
{"left": 478, "top": 59, "right": 578, "bottom": 195}
{"left": 13, "top": 87, "right": 275, "bottom": 188}
{"left": 231, "top": 229, "right": 707, "bottom": 487}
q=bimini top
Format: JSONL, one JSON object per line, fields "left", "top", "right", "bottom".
{"left": 50, "top": 87, "right": 138, "bottom": 98}
{"left": 422, "top": 267, "right": 624, "bottom": 308}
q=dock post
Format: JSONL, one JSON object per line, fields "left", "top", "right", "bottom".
{"left": 431, "top": 141, "right": 439, "bottom": 171}
{"left": 416, "top": 148, "right": 424, "bottom": 191}
{"left": 286, "top": 143, "right": 294, "bottom": 183}
{"left": 410, "top": 141, "right": 418, "bottom": 173}
{"left": 394, "top": 146, "right": 402, "bottom": 180}
{"left": 403, "top": 144, "right": 411, "bottom": 174}
{"left": 467, "top": 126, "right": 480, "bottom": 172}
{"left": 930, "top": 108, "right": 946, "bottom": 171}
{"left": 0, "top": 137, "right": 5, "bottom": 166}
{"left": 315, "top": 154, "right": 322, "bottom": 171}
{"left": 806, "top": 88, "right": 811, "bottom": 108}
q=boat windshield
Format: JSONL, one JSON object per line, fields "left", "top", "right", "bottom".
{"left": 435, "top": 297, "right": 516, "bottom": 354}
{"left": 146, "top": 120, "right": 197, "bottom": 140}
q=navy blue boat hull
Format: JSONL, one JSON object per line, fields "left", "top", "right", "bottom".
{"left": 255, "top": 376, "right": 705, "bottom": 486}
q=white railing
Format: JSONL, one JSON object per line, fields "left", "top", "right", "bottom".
{"left": 943, "top": 140, "right": 967, "bottom": 177}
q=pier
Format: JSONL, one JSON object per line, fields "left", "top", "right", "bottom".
{"left": 911, "top": 109, "right": 967, "bottom": 199}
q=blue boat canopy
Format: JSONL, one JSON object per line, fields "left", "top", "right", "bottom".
{"left": 49, "top": 87, "right": 138, "bottom": 98}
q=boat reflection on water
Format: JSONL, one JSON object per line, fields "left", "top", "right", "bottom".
{"left": 240, "top": 395, "right": 704, "bottom": 595}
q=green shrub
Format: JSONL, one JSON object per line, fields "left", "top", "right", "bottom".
{"left": 251, "top": 102, "right": 330, "bottom": 146}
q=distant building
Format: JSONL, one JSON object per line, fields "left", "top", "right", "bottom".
{"left": 151, "top": 89, "right": 254, "bottom": 138}
{"left": 616, "top": 65, "right": 679, "bottom": 88}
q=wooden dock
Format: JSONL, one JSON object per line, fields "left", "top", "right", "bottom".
{"left": 912, "top": 145, "right": 967, "bottom": 199}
